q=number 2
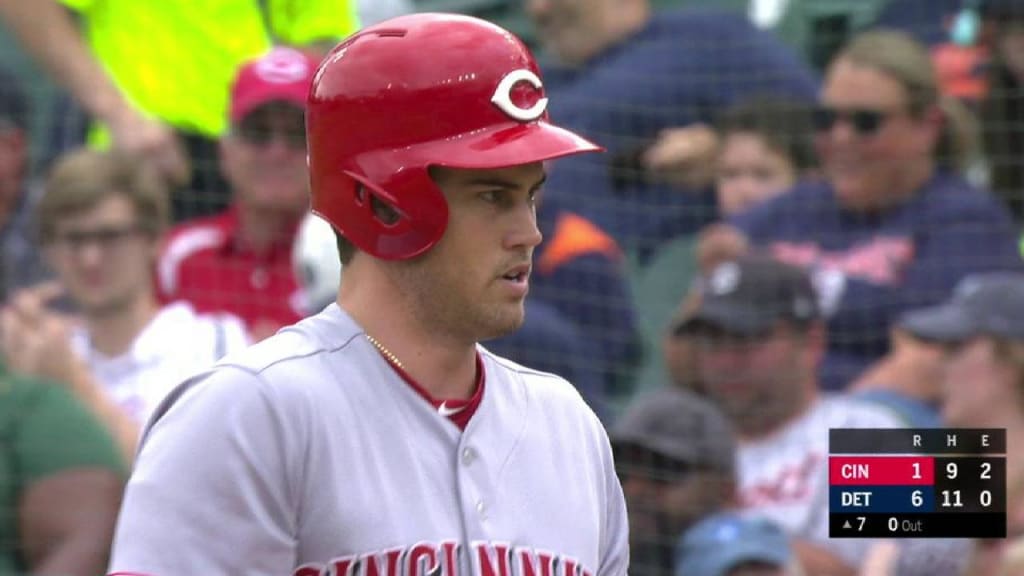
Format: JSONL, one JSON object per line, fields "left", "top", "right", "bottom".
{"left": 981, "top": 462, "right": 992, "bottom": 480}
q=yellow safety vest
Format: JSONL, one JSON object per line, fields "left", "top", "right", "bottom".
{"left": 60, "top": 0, "right": 359, "bottom": 141}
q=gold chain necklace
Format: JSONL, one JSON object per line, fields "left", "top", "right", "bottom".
{"left": 365, "top": 334, "right": 404, "bottom": 369}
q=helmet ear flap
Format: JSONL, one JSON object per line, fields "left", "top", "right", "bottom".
{"left": 353, "top": 183, "right": 402, "bottom": 227}
{"left": 332, "top": 167, "right": 448, "bottom": 260}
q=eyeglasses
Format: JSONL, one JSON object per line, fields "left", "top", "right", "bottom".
{"left": 236, "top": 122, "right": 307, "bottom": 151}
{"left": 812, "top": 106, "right": 895, "bottom": 136}
{"left": 48, "top": 224, "right": 147, "bottom": 251}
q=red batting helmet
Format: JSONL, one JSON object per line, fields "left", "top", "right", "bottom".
{"left": 306, "top": 13, "right": 602, "bottom": 260}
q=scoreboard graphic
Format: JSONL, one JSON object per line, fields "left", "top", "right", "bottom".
{"left": 829, "top": 428, "right": 1006, "bottom": 538}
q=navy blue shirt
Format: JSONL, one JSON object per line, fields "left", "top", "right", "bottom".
{"left": 732, "top": 172, "right": 1023, "bottom": 390}
{"left": 541, "top": 8, "right": 819, "bottom": 259}
{"left": 484, "top": 300, "right": 607, "bottom": 422}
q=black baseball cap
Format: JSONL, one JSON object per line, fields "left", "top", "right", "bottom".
{"left": 611, "top": 386, "right": 736, "bottom": 475}
{"left": 899, "top": 272, "right": 1024, "bottom": 343}
{"left": 675, "top": 255, "right": 820, "bottom": 337}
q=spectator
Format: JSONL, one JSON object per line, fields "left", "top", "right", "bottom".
{"left": 3, "top": 148, "right": 248, "bottom": 459}
{"left": 531, "top": 195, "right": 640, "bottom": 397}
{"left": 0, "top": 64, "right": 51, "bottom": 303}
{"left": 898, "top": 272, "right": 1024, "bottom": 575}
{"left": 644, "top": 97, "right": 818, "bottom": 217}
{"left": 524, "top": 0, "right": 819, "bottom": 260}
{"left": 0, "top": 360, "right": 125, "bottom": 576}
{"left": 675, "top": 512, "right": 795, "bottom": 576}
{"left": 712, "top": 99, "right": 819, "bottom": 218}
{"left": 612, "top": 386, "right": 737, "bottom": 576}
{"left": 0, "top": 0, "right": 358, "bottom": 220}
{"left": 630, "top": 98, "right": 817, "bottom": 401}
{"left": 158, "top": 47, "right": 317, "bottom": 340}
{"left": 675, "top": 255, "right": 969, "bottom": 576}
{"left": 703, "top": 29, "right": 1022, "bottom": 391}
{"left": 979, "top": 0, "right": 1024, "bottom": 221}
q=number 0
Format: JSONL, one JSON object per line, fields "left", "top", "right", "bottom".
{"left": 889, "top": 517, "right": 899, "bottom": 532}
{"left": 981, "top": 490, "right": 992, "bottom": 507}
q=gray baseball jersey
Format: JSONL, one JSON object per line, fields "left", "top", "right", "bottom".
{"left": 108, "top": 304, "right": 629, "bottom": 576}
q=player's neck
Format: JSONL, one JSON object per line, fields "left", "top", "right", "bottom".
{"left": 338, "top": 269, "right": 477, "bottom": 400}
{"left": 84, "top": 291, "right": 160, "bottom": 358}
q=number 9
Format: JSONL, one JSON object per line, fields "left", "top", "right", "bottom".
{"left": 947, "top": 462, "right": 958, "bottom": 479}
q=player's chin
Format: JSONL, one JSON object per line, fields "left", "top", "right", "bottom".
{"left": 479, "top": 304, "right": 527, "bottom": 340}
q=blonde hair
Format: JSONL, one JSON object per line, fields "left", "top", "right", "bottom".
{"left": 837, "top": 30, "right": 980, "bottom": 174}
{"left": 37, "top": 148, "right": 170, "bottom": 242}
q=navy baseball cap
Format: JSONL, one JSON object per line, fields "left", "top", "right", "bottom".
{"left": 900, "top": 272, "right": 1024, "bottom": 343}
{"left": 676, "top": 513, "right": 791, "bottom": 576}
{"left": 675, "top": 255, "right": 820, "bottom": 337}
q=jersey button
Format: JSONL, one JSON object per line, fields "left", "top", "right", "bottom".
{"left": 476, "top": 499, "right": 486, "bottom": 517}
{"left": 461, "top": 447, "right": 475, "bottom": 465}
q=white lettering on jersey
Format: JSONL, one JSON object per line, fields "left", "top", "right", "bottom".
{"left": 491, "top": 69, "right": 548, "bottom": 122}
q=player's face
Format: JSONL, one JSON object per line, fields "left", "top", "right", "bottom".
{"left": 389, "top": 163, "right": 545, "bottom": 342}
{"left": 941, "top": 337, "right": 1017, "bottom": 427}
{"left": 525, "top": 0, "right": 617, "bottom": 65}
{"left": 44, "top": 194, "right": 157, "bottom": 316}
{"left": 715, "top": 132, "right": 797, "bottom": 217}
{"left": 221, "top": 103, "right": 309, "bottom": 216}
{"left": 817, "top": 58, "right": 938, "bottom": 211}
{"left": 696, "top": 325, "right": 811, "bottom": 435}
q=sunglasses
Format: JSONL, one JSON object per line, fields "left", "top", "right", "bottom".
{"left": 236, "top": 122, "right": 307, "bottom": 151}
{"left": 48, "top": 224, "right": 147, "bottom": 250}
{"left": 812, "top": 107, "right": 894, "bottom": 136}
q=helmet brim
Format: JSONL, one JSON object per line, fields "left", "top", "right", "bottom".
{"left": 425, "top": 120, "right": 603, "bottom": 169}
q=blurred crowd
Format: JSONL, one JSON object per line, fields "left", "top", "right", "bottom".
{"left": 1, "top": 0, "right": 1024, "bottom": 575}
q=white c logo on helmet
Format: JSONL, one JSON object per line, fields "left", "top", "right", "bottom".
{"left": 491, "top": 69, "right": 548, "bottom": 122}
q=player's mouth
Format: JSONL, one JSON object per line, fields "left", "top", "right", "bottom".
{"left": 499, "top": 264, "right": 531, "bottom": 295}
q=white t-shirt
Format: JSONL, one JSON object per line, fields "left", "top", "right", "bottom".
{"left": 108, "top": 304, "right": 629, "bottom": 576}
{"left": 737, "top": 395, "right": 972, "bottom": 574}
{"left": 72, "top": 301, "right": 250, "bottom": 425}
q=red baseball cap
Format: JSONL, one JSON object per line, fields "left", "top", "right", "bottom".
{"left": 229, "top": 47, "right": 320, "bottom": 124}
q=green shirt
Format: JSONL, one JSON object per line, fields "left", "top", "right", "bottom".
{"left": 0, "top": 365, "right": 125, "bottom": 574}
{"left": 61, "top": 0, "right": 360, "bottom": 139}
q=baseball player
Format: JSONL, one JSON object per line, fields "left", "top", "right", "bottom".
{"left": 107, "top": 13, "right": 629, "bottom": 576}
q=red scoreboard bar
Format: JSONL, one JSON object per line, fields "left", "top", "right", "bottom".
{"left": 829, "top": 429, "right": 1006, "bottom": 539}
